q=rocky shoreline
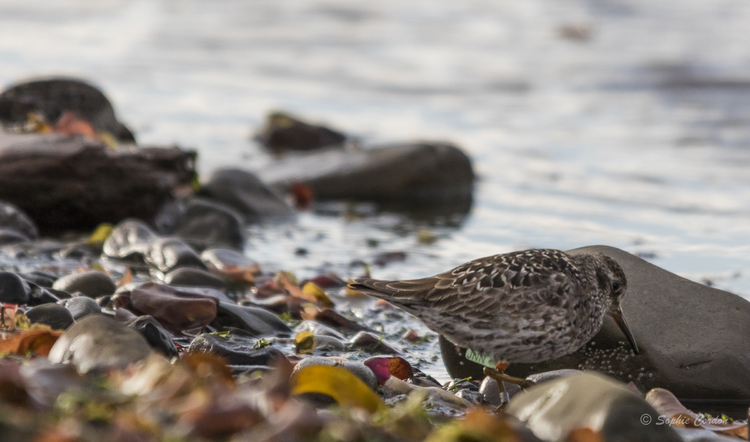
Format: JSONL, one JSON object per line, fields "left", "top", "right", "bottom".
{"left": 0, "top": 77, "right": 747, "bottom": 441}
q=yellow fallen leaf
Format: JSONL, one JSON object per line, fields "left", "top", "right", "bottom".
{"left": 295, "top": 331, "right": 315, "bottom": 354}
{"left": 302, "top": 282, "right": 334, "bottom": 308}
{"left": 291, "top": 365, "right": 385, "bottom": 414}
{"left": 87, "top": 223, "right": 114, "bottom": 247}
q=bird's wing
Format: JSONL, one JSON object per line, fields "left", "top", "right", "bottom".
{"left": 350, "top": 250, "right": 579, "bottom": 320}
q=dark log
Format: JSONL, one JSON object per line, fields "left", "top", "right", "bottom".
{"left": 0, "top": 132, "right": 196, "bottom": 233}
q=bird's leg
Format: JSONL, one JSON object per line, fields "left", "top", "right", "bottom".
{"left": 483, "top": 365, "right": 535, "bottom": 389}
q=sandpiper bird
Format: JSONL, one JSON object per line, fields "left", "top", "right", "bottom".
{"left": 349, "top": 249, "right": 639, "bottom": 367}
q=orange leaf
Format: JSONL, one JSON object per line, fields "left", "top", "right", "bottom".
{"left": 53, "top": 111, "right": 97, "bottom": 138}
{"left": 566, "top": 428, "right": 604, "bottom": 442}
{"left": 0, "top": 327, "right": 63, "bottom": 357}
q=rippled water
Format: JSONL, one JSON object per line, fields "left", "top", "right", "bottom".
{"left": 2, "top": 0, "right": 750, "bottom": 380}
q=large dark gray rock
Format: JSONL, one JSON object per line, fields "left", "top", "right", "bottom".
{"left": 197, "top": 168, "right": 295, "bottom": 219}
{"left": 0, "top": 77, "right": 135, "bottom": 142}
{"left": 258, "top": 142, "right": 474, "bottom": 203}
{"left": 505, "top": 372, "right": 680, "bottom": 442}
{"left": 171, "top": 198, "right": 246, "bottom": 251}
{"left": 48, "top": 315, "right": 153, "bottom": 372}
{"left": 442, "top": 246, "right": 750, "bottom": 404}
{"left": 52, "top": 271, "right": 116, "bottom": 298}
{"left": 0, "top": 133, "right": 196, "bottom": 232}
{"left": 255, "top": 111, "right": 347, "bottom": 153}
{"left": 505, "top": 245, "right": 750, "bottom": 402}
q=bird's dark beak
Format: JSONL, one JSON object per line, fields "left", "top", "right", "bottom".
{"left": 611, "top": 305, "right": 639, "bottom": 354}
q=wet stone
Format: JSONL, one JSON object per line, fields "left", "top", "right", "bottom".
{"left": 454, "top": 388, "right": 482, "bottom": 405}
{"left": 26, "top": 282, "right": 60, "bottom": 306}
{"left": 58, "top": 245, "right": 95, "bottom": 260}
{"left": 0, "top": 229, "right": 29, "bottom": 246}
{"left": 196, "top": 168, "right": 295, "bottom": 219}
{"left": 25, "top": 303, "right": 74, "bottom": 330}
{"left": 311, "top": 335, "right": 346, "bottom": 352}
{"left": 18, "top": 271, "right": 56, "bottom": 288}
{"left": 126, "top": 315, "right": 179, "bottom": 358}
{"left": 189, "top": 332, "right": 288, "bottom": 366}
{"left": 171, "top": 198, "right": 246, "bottom": 251}
{"left": 129, "top": 283, "right": 219, "bottom": 334}
{"left": 506, "top": 372, "right": 680, "bottom": 442}
{"left": 0, "top": 272, "right": 31, "bottom": 304}
{"left": 256, "top": 111, "right": 347, "bottom": 153}
{"left": 52, "top": 270, "right": 116, "bottom": 298}
{"left": 293, "top": 357, "right": 378, "bottom": 392}
{"left": 96, "top": 295, "right": 111, "bottom": 308}
{"left": 526, "top": 369, "right": 582, "bottom": 385}
{"left": 102, "top": 219, "right": 156, "bottom": 261}
{"left": 48, "top": 315, "right": 153, "bottom": 373}
{"left": 211, "top": 302, "right": 292, "bottom": 337}
{"left": 201, "top": 248, "right": 260, "bottom": 276}
{"left": 242, "top": 295, "right": 304, "bottom": 318}
{"left": 58, "top": 296, "right": 101, "bottom": 320}
{"left": 348, "top": 331, "right": 399, "bottom": 354}
{"left": 0, "top": 201, "right": 38, "bottom": 239}
{"left": 479, "top": 377, "right": 516, "bottom": 407}
{"left": 295, "top": 320, "right": 346, "bottom": 341}
{"left": 146, "top": 237, "right": 206, "bottom": 273}
{"left": 164, "top": 267, "right": 228, "bottom": 290}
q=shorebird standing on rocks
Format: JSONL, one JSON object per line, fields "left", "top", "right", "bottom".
{"left": 349, "top": 249, "right": 639, "bottom": 386}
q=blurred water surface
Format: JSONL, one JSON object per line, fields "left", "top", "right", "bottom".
{"left": 2, "top": 0, "right": 750, "bottom": 297}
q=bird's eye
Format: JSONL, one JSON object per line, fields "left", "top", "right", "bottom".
{"left": 612, "top": 282, "right": 620, "bottom": 292}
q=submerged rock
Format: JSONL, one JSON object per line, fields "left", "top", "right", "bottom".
{"left": 505, "top": 372, "right": 680, "bottom": 442}
{"left": 25, "top": 304, "right": 75, "bottom": 330}
{"left": 255, "top": 111, "right": 347, "bottom": 153}
{"left": 197, "top": 168, "right": 295, "bottom": 219}
{"left": 171, "top": 198, "right": 246, "bottom": 251}
{"left": 48, "top": 315, "right": 152, "bottom": 373}
{"left": 52, "top": 271, "right": 116, "bottom": 298}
